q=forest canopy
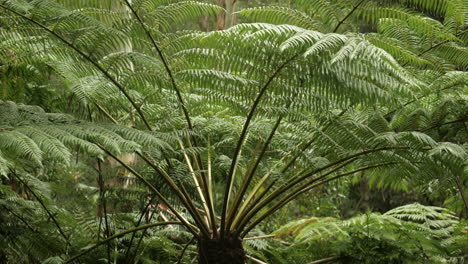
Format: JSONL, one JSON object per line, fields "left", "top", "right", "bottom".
{"left": 0, "top": 0, "right": 466, "bottom": 263}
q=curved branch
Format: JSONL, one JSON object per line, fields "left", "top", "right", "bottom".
{"left": 121, "top": 0, "right": 192, "bottom": 130}
{"left": 235, "top": 158, "right": 356, "bottom": 233}
{"left": 123, "top": 195, "right": 156, "bottom": 262}
{"left": 65, "top": 221, "right": 181, "bottom": 263}
{"left": 307, "top": 256, "right": 341, "bottom": 264}
{"left": 333, "top": 0, "right": 366, "bottom": 33}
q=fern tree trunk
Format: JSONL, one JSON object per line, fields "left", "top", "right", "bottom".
{"left": 197, "top": 235, "right": 245, "bottom": 264}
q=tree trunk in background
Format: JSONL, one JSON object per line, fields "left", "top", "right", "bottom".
{"left": 357, "top": 172, "right": 370, "bottom": 211}
{"left": 198, "top": 235, "right": 245, "bottom": 264}
{"left": 217, "top": 0, "right": 238, "bottom": 30}
{"left": 199, "top": 16, "right": 212, "bottom": 32}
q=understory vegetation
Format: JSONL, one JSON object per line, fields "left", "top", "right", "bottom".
{"left": 0, "top": 0, "right": 466, "bottom": 263}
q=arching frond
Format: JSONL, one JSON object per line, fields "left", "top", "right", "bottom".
{"left": 0, "top": 100, "right": 172, "bottom": 175}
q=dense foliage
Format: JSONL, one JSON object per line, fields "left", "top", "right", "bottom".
{"left": 0, "top": 0, "right": 466, "bottom": 263}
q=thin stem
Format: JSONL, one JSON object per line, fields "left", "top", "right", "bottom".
{"left": 221, "top": 54, "right": 299, "bottom": 237}
{"left": 129, "top": 203, "right": 156, "bottom": 263}
{"left": 123, "top": 195, "right": 156, "bottom": 262}
{"left": 89, "top": 103, "right": 204, "bottom": 230}
{"left": 11, "top": 171, "right": 70, "bottom": 250}
{"left": 385, "top": 85, "right": 457, "bottom": 118}
{"left": 237, "top": 158, "right": 356, "bottom": 234}
{"left": 96, "top": 160, "right": 111, "bottom": 263}
{"left": 237, "top": 146, "right": 411, "bottom": 233}
{"left": 241, "top": 162, "right": 397, "bottom": 236}
{"left": 236, "top": 157, "right": 355, "bottom": 231}
{"left": 136, "top": 153, "right": 211, "bottom": 237}
{"left": 93, "top": 103, "right": 119, "bottom": 124}
{"left": 232, "top": 110, "right": 348, "bottom": 228}
{"left": 454, "top": 175, "right": 468, "bottom": 217}
{"left": 177, "top": 138, "right": 211, "bottom": 226}
{"left": 282, "top": 109, "right": 348, "bottom": 172}
{"left": 226, "top": 117, "right": 283, "bottom": 231}
{"left": 97, "top": 145, "right": 200, "bottom": 237}
{"left": 243, "top": 234, "right": 275, "bottom": 240}
{"left": 121, "top": 0, "right": 191, "bottom": 130}
{"left": 265, "top": 146, "right": 406, "bottom": 205}
{"left": 176, "top": 236, "right": 195, "bottom": 264}
{"left": 246, "top": 255, "right": 268, "bottom": 264}
{"left": 307, "top": 256, "right": 340, "bottom": 264}
{"left": 65, "top": 221, "right": 181, "bottom": 263}
{"left": 421, "top": 118, "right": 466, "bottom": 132}
{"left": 2, "top": 205, "right": 38, "bottom": 233}
{"left": 333, "top": 0, "right": 366, "bottom": 32}
{"left": 206, "top": 137, "right": 217, "bottom": 237}
{"left": 122, "top": 0, "right": 215, "bottom": 231}
{"left": 401, "top": 29, "right": 467, "bottom": 67}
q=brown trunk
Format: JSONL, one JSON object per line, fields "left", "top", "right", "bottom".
{"left": 216, "top": 0, "right": 238, "bottom": 30}
{"left": 216, "top": 0, "right": 226, "bottom": 30}
{"left": 198, "top": 235, "right": 245, "bottom": 264}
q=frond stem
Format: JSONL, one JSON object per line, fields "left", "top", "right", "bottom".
{"left": 333, "top": 0, "right": 366, "bottom": 32}
{"left": 65, "top": 221, "right": 181, "bottom": 263}
{"left": 235, "top": 157, "right": 356, "bottom": 233}
{"left": 231, "top": 110, "right": 348, "bottom": 228}
{"left": 96, "top": 160, "right": 111, "bottom": 262}
{"left": 402, "top": 29, "right": 468, "bottom": 67}
{"left": 97, "top": 146, "right": 200, "bottom": 237}
{"left": 177, "top": 236, "right": 195, "bottom": 264}
{"left": 220, "top": 53, "right": 299, "bottom": 237}
{"left": 122, "top": 1, "right": 214, "bottom": 230}
{"left": 226, "top": 116, "right": 283, "bottom": 231}
{"left": 236, "top": 146, "right": 410, "bottom": 233}
{"left": 11, "top": 171, "right": 70, "bottom": 251}
{"left": 241, "top": 162, "right": 397, "bottom": 236}
{"left": 307, "top": 256, "right": 341, "bottom": 264}
{"left": 123, "top": 195, "right": 156, "bottom": 262}
{"left": 136, "top": 153, "right": 211, "bottom": 237}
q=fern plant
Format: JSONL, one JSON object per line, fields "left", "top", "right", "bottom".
{"left": 238, "top": 0, "right": 467, "bottom": 71}
{"left": 0, "top": 0, "right": 466, "bottom": 263}
{"left": 273, "top": 203, "right": 466, "bottom": 263}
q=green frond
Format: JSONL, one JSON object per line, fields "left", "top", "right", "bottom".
{"left": 145, "top": 1, "right": 222, "bottom": 31}
{"left": 0, "top": 130, "right": 44, "bottom": 167}
{"left": 0, "top": 101, "right": 174, "bottom": 173}
{"left": 429, "top": 142, "right": 467, "bottom": 160}
{"left": 275, "top": 203, "right": 460, "bottom": 244}
{"left": 366, "top": 34, "right": 433, "bottom": 67}
{"left": 238, "top": 6, "right": 321, "bottom": 30}
{"left": 384, "top": 203, "right": 458, "bottom": 235}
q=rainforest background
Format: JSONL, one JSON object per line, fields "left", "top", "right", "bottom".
{"left": 0, "top": 0, "right": 467, "bottom": 263}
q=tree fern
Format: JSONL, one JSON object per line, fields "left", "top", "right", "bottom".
{"left": 0, "top": 0, "right": 466, "bottom": 263}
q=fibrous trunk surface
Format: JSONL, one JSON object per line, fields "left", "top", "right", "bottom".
{"left": 198, "top": 235, "right": 245, "bottom": 264}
